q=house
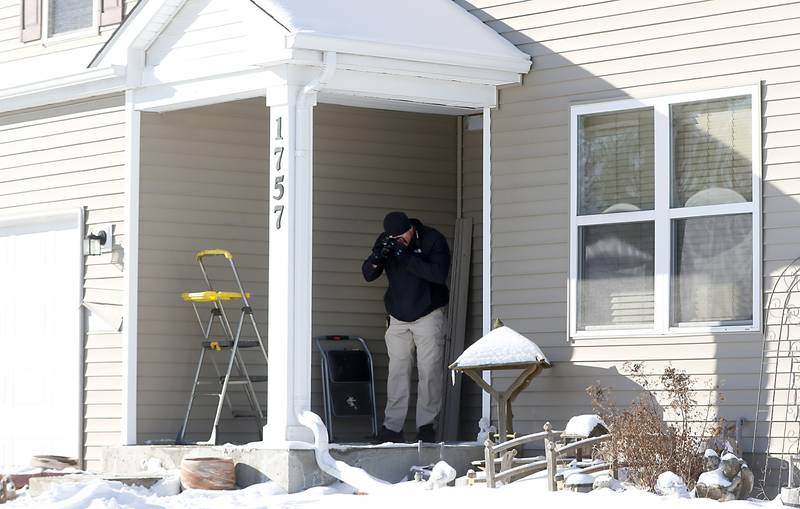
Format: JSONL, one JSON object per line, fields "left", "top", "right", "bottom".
{"left": 0, "top": 0, "right": 795, "bottom": 479}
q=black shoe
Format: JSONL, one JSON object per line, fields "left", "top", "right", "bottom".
{"left": 373, "top": 425, "right": 405, "bottom": 444}
{"left": 416, "top": 424, "right": 436, "bottom": 443}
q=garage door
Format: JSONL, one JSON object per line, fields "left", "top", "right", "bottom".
{"left": 0, "top": 213, "right": 82, "bottom": 468}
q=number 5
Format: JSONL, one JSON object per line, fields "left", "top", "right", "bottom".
{"left": 273, "top": 175, "right": 285, "bottom": 200}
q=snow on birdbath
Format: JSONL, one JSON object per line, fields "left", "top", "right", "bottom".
{"left": 450, "top": 324, "right": 549, "bottom": 370}
{"left": 449, "top": 319, "right": 551, "bottom": 442}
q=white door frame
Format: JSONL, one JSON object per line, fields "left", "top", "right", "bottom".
{"left": 0, "top": 208, "right": 84, "bottom": 465}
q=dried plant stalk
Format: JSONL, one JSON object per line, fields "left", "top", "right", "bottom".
{"left": 587, "top": 363, "right": 720, "bottom": 491}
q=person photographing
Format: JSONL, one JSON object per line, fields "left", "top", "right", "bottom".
{"left": 362, "top": 211, "right": 450, "bottom": 443}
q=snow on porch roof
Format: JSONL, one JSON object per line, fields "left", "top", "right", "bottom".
{"left": 255, "top": 0, "right": 531, "bottom": 72}
{"left": 90, "top": 0, "right": 531, "bottom": 75}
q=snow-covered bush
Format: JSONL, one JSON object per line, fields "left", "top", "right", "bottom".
{"left": 586, "top": 363, "right": 720, "bottom": 492}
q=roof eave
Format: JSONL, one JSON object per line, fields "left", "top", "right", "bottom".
{"left": 0, "top": 66, "right": 126, "bottom": 114}
{"left": 288, "top": 32, "right": 531, "bottom": 80}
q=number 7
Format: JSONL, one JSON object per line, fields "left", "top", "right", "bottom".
{"left": 274, "top": 205, "right": 284, "bottom": 229}
{"left": 273, "top": 146, "right": 284, "bottom": 171}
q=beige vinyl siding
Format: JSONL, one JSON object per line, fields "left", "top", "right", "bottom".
{"left": 457, "top": 0, "right": 800, "bottom": 456}
{"left": 137, "top": 99, "right": 270, "bottom": 445}
{"left": 0, "top": 94, "right": 126, "bottom": 470}
{"left": 312, "top": 104, "right": 457, "bottom": 439}
{"left": 0, "top": 0, "right": 137, "bottom": 64}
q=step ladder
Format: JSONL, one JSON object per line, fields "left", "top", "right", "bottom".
{"left": 176, "top": 249, "right": 268, "bottom": 445}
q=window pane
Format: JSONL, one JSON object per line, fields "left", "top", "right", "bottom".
{"left": 49, "top": 0, "right": 92, "bottom": 35}
{"left": 672, "top": 96, "right": 752, "bottom": 207}
{"left": 578, "top": 222, "right": 654, "bottom": 330}
{"left": 578, "top": 108, "right": 654, "bottom": 215}
{"left": 672, "top": 214, "right": 752, "bottom": 325}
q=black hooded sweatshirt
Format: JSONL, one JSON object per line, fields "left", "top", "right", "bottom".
{"left": 361, "top": 219, "right": 450, "bottom": 322}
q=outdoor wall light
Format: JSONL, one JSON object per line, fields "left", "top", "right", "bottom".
{"left": 84, "top": 223, "right": 114, "bottom": 256}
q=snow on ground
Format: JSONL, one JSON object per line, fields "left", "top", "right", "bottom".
{"left": 5, "top": 473, "right": 782, "bottom": 509}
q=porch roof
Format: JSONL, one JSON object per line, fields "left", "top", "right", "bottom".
{"left": 253, "top": 0, "right": 532, "bottom": 73}
{"left": 90, "top": 0, "right": 532, "bottom": 75}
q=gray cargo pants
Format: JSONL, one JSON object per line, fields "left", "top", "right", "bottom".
{"left": 383, "top": 307, "right": 445, "bottom": 432}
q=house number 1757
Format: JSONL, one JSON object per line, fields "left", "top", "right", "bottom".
{"left": 273, "top": 116, "right": 285, "bottom": 229}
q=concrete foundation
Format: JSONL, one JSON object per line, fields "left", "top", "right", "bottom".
{"left": 102, "top": 442, "right": 484, "bottom": 493}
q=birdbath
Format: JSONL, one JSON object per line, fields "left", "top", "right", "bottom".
{"left": 449, "top": 319, "right": 551, "bottom": 442}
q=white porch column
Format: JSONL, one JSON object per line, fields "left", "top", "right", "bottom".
{"left": 264, "top": 82, "right": 314, "bottom": 442}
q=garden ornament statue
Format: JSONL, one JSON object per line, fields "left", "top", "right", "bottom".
{"left": 695, "top": 450, "right": 754, "bottom": 501}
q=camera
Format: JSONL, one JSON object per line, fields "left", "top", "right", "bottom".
{"left": 378, "top": 236, "right": 405, "bottom": 259}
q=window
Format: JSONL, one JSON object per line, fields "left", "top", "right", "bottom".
{"left": 20, "top": 0, "right": 123, "bottom": 43}
{"left": 48, "top": 0, "right": 93, "bottom": 36}
{"left": 569, "top": 87, "right": 761, "bottom": 337}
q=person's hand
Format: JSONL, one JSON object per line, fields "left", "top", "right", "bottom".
{"left": 369, "top": 233, "right": 391, "bottom": 265}
{"left": 391, "top": 241, "right": 408, "bottom": 259}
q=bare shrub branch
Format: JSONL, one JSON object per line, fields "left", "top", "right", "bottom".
{"left": 587, "top": 363, "right": 720, "bottom": 491}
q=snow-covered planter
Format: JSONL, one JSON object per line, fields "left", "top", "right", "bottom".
{"left": 655, "top": 472, "right": 688, "bottom": 497}
{"left": 564, "top": 473, "right": 595, "bottom": 493}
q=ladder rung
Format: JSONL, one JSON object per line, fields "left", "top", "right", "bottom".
{"left": 196, "top": 376, "right": 267, "bottom": 386}
{"left": 223, "top": 376, "right": 267, "bottom": 384}
{"left": 202, "top": 340, "right": 261, "bottom": 349}
{"left": 182, "top": 291, "right": 251, "bottom": 302}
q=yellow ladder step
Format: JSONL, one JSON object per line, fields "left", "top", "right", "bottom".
{"left": 181, "top": 291, "right": 251, "bottom": 303}
{"left": 196, "top": 248, "right": 233, "bottom": 260}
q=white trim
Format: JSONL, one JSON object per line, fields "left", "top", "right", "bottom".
{"left": 122, "top": 90, "right": 140, "bottom": 445}
{"left": 324, "top": 68, "right": 498, "bottom": 109}
{"left": 76, "top": 207, "right": 86, "bottom": 467}
{"left": 667, "top": 202, "right": 755, "bottom": 219}
{"left": 568, "top": 105, "right": 578, "bottom": 341}
{"left": 132, "top": 69, "right": 278, "bottom": 112}
{"left": 288, "top": 32, "right": 531, "bottom": 75}
{"left": 569, "top": 85, "right": 762, "bottom": 339}
{"left": 574, "top": 210, "right": 654, "bottom": 226}
{"left": 752, "top": 82, "right": 763, "bottom": 333}
{"left": 0, "top": 66, "right": 126, "bottom": 113}
{"left": 319, "top": 93, "right": 478, "bottom": 116}
{"left": 570, "top": 85, "right": 759, "bottom": 117}
{"left": 481, "top": 106, "right": 492, "bottom": 423}
{"left": 653, "top": 100, "right": 670, "bottom": 334}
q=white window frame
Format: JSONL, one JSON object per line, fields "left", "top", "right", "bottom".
{"left": 568, "top": 85, "right": 762, "bottom": 339}
{"left": 41, "top": 0, "right": 101, "bottom": 44}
